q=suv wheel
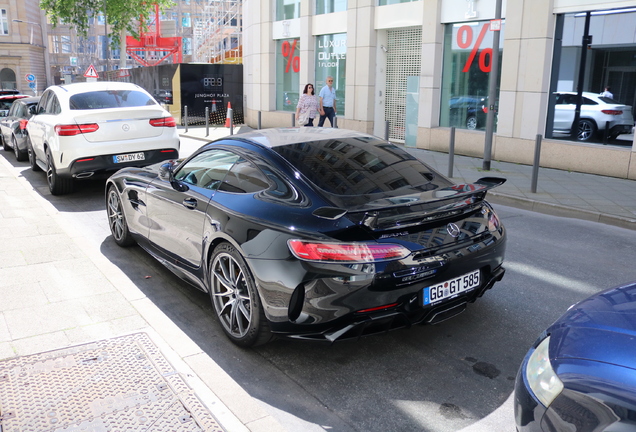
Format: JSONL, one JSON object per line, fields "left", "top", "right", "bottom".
{"left": 46, "top": 149, "right": 73, "bottom": 195}
{"left": 577, "top": 119, "right": 596, "bottom": 142}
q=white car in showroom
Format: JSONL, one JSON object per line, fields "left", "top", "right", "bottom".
{"left": 553, "top": 91, "right": 634, "bottom": 142}
{"left": 27, "top": 81, "right": 180, "bottom": 195}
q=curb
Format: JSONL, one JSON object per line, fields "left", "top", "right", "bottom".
{"left": 488, "top": 192, "right": 636, "bottom": 231}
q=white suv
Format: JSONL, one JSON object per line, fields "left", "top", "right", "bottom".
{"left": 27, "top": 81, "right": 180, "bottom": 195}
{"left": 553, "top": 92, "right": 634, "bottom": 142}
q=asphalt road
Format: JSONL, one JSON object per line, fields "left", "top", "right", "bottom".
{"left": 5, "top": 136, "right": 636, "bottom": 432}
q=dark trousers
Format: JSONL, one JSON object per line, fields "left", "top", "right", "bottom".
{"left": 318, "top": 106, "right": 336, "bottom": 127}
{"left": 304, "top": 118, "right": 314, "bottom": 127}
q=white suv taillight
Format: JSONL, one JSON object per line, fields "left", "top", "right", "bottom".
{"left": 601, "top": 109, "right": 623, "bottom": 115}
{"left": 149, "top": 117, "right": 176, "bottom": 127}
{"left": 55, "top": 124, "right": 99, "bottom": 136}
{"left": 288, "top": 240, "right": 410, "bottom": 263}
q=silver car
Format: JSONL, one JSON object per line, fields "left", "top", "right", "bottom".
{"left": 553, "top": 92, "right": 634, "bottom": 141}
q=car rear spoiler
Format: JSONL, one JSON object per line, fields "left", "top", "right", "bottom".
{"left": 340, "top": 177, "right": 507, "bottom": 230}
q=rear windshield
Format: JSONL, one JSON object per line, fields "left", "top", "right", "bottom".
{"left": 69, "top": 90, "right": 156, "bottom": 110}
{"left": 272, "top": 137, "right": 439, "bottom": 196}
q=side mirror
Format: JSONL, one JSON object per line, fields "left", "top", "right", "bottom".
{"left": 29, "top": 105, "right": 38, "bottom": 115}
{"left": 158, "top": 162, "right": 189, "bottom": 192}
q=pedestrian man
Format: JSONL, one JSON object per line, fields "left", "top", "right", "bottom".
{"left": 318, "top": 76, "right": 337, "bottom": 127}
{"left": 600, "top": 86, "right": 613, "bottom": 99}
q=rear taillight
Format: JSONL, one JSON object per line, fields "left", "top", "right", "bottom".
{"left": 19, "top": 119, "right": 28, "bottom": 130}
{"left": 601, "top": 109, "right": 623, "bottom": 115}
{"left": 55, "top": 123, "right": 99, "bottom": 136}
{"left": 149, "top": 117, "right": 176, "bottom": 127}
{"left": 288, "top": 240, "right": 410, "bottom": 263}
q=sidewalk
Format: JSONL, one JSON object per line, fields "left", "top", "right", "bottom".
{"left": 180, "top": 125, "right": 636, "bottom": 230}
{"left": 0, "top": 153, "right": 284, "bottom": 431}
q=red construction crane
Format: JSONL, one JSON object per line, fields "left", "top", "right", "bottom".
{"left": 126, "top": 3, "right": 182, "bottom": 67}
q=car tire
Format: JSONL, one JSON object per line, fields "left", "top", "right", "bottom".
{"left": 209, "top": 242, "right": 273, "bottom": 347}
{"left": 577, "top": 119, "right": 596, "bottom": 142}
{"left": 12, "top": 135, "right": 27, "bottom": 162}
{"left": 466, "top": 115, "right": 478, "bottom": 130}
{"left": 46, "top": 148, "right": 73, "bottom": 195}
{"left": 107, "top": 185, "right": 135, "bottom": 247}
{"left": 27, "top": 138, "right": 41, "bottom": 172}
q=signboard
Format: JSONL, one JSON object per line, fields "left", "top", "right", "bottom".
{"left": 84, "top": 64, "right": 99, "bottom": 78}
{"left": 118, "top": 69, "right": 131, "bottom": 78}
{"left": 25, "top": 74, "right": 36, "bottom": 82}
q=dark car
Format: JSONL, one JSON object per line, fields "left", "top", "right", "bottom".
{"left": 515, "top": 280, "right": 636, "bottom": 432}
{"left": 0, "top": 94, "right": 30, "bottom": 117}
{"left": 153, "top": 89, "right": 173, "bottom": 105}
{"left": 449, "top": 96, "right": 489, "bottom": 130}
{"left": 0, "top": 96, "right": 40, "bottom": 161}
{"left": 106, "top": 128, "right": 507, "bottom": 346}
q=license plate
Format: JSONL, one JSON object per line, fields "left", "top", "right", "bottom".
{"left": 113, "top": 152, "right": 145, "bottom": 163}
{"left": 423, "top": 270, "right": 480, "bottom": 305}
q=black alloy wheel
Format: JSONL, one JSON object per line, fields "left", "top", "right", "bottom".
{"left": 27, "top": 138, "right": 40, "bottom": 172}
{"left": 12, "top": 135, "right": 27, "bottom": 162}
{"left": 577, "top": 119, "right": 596, "bottom": 142}
{"left": 107, "top": 186, "right": 135, "bottom": 247}
{"left": 210, "top": 242, "right": 272, "bottom": 347}
{"left": 466, "top": 115, "right": 478, "bottom": 130}
{"left": 46, "top": 148, "right": 73, "bottom": 195}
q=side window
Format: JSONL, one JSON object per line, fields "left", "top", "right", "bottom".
{"left": 46, "top": 94, "right": 61, "bottom": 114}
{"left": 218, "top": 158, "right": 270, "bottom": 194}
{"left": 582, "top": 97, "right": 597, "bottom": 106}
{"left": 8, "top": 102, "right": 17, "bottom": 117}
{"left": 37, "top": 91, "right": 52, "bottom": 114}
{"left": 174, "top": 149, "right": 239, "bottom": 190}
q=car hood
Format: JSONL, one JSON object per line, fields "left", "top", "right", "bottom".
{"left": 549, "top": 282, "right": 636, "bottom": 369}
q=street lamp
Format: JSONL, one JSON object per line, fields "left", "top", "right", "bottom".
{"left": 12, "top": 19, "right": 50, "bottom": 92}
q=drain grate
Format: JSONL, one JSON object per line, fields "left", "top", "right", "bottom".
{"left": 0, "top": 333, "right": 224, "bottom": 432}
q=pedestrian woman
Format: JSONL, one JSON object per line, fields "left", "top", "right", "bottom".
{"left": 296, "top": 83, "right": 319, "bottom": 127}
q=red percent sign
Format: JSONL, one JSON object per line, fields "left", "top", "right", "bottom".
{"left": 282, "top": 40, "right": 300, "bottom": 73}
{"left": 457, "top": 23, "right": 492, "bottom": 73}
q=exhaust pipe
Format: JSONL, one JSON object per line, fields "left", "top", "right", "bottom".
{"left": 74, "top": 172, "right": 95, "bottom": 179}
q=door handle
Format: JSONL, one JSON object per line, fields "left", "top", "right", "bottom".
{"left": 182, "top": 198, "right": 197, "bottom": 209}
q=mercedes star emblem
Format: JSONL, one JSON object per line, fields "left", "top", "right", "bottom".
{"left": 447, "top": 223, "right": 460, "bottom": 238}
{"left": 122, "top": 124, "right": 130, "bottom": 132}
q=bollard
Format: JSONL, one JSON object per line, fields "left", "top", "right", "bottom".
{"left": 229, "top": 108, "right": 234, "bottom": 135}
{"left": 205, "top": 107, "right": 209, "bottom": 137}
{"left": 257, "top": 111, "right": 262, "bottom": 130}
{"left": 448, "top": 127, "right": 456, "bottom": 178}
{"left": 531, "top": 134, "right": 542, "bottom": 193}
{"left": 603, "top": 121, "right": 609, "bottom": 145}
{"left": 334, "top": 116, "right": 338, "bottom": 128}
{"left": 291, "top": 113, "right": 295, "bottom": 127}
{"left": 384, "top": 121, "right": 390, "bottom": 141}
{"left": 184, "top": 106, "right": 188, "bottom": 132}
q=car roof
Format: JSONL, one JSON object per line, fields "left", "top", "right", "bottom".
{"left": 225, "top": 127, "right": 380, "bottom": 148}
{"left": 48, "top": 81, "right": 147, "bottom": 95}
{"left": 17, "top": 96, "right": 41, "bottom": 104}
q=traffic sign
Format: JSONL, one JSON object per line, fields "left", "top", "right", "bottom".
{"left": 117, "top": 69, "right": 130, "bottom": 78}
{"left": 84, "top": 64, "right": 99, "bottom": 79}
{"left": 28, "top": 82, "right": 36, "bottom": 89}
{"left": 25, "top": 74, "right": 36, "bottom": 82}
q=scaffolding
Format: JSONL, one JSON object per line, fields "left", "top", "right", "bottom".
{"left": 193, "top": 0, "right": 242, "bottom": 64}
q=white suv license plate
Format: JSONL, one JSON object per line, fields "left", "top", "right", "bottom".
{"left": 114, "top": 152, "right": 145, "bottom": 163}
{"left": 423, "top": 270, "right": 480, "bottom": 306}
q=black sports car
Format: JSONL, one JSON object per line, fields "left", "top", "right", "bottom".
{"left": 106, "top": 128, "right": 507, "bottom": 346}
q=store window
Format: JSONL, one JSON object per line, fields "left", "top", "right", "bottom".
{"left": 315, "top": 34, "right": 347, "bottom": 115}
{"left": 440, "top": 21, "right": 504, "bottom": 131}
{"left": 547, "top": 10, "right": 636, "bottom": 143}
{"left": 316, "top": 0, "right": 347, "bottom": 14}
{"left": 276, "top": 0, "right": 300, "bottom": 21}
{"left": 182, "top": 13, "right": 191, "bottom": 28}
{"left": 276, "top": 39, "right": 300, "bottom": 112}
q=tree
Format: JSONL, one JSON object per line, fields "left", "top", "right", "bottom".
{"left": 41, "top": 0, "right": 175, "bottom": 43}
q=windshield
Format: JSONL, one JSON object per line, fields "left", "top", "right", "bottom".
{"left": 69, "top": 90, "right": 156, "bottom": 110}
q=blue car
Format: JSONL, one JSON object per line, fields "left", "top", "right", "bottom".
{"left": 514, "top": 281, "right": 636, "bottom": 431}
